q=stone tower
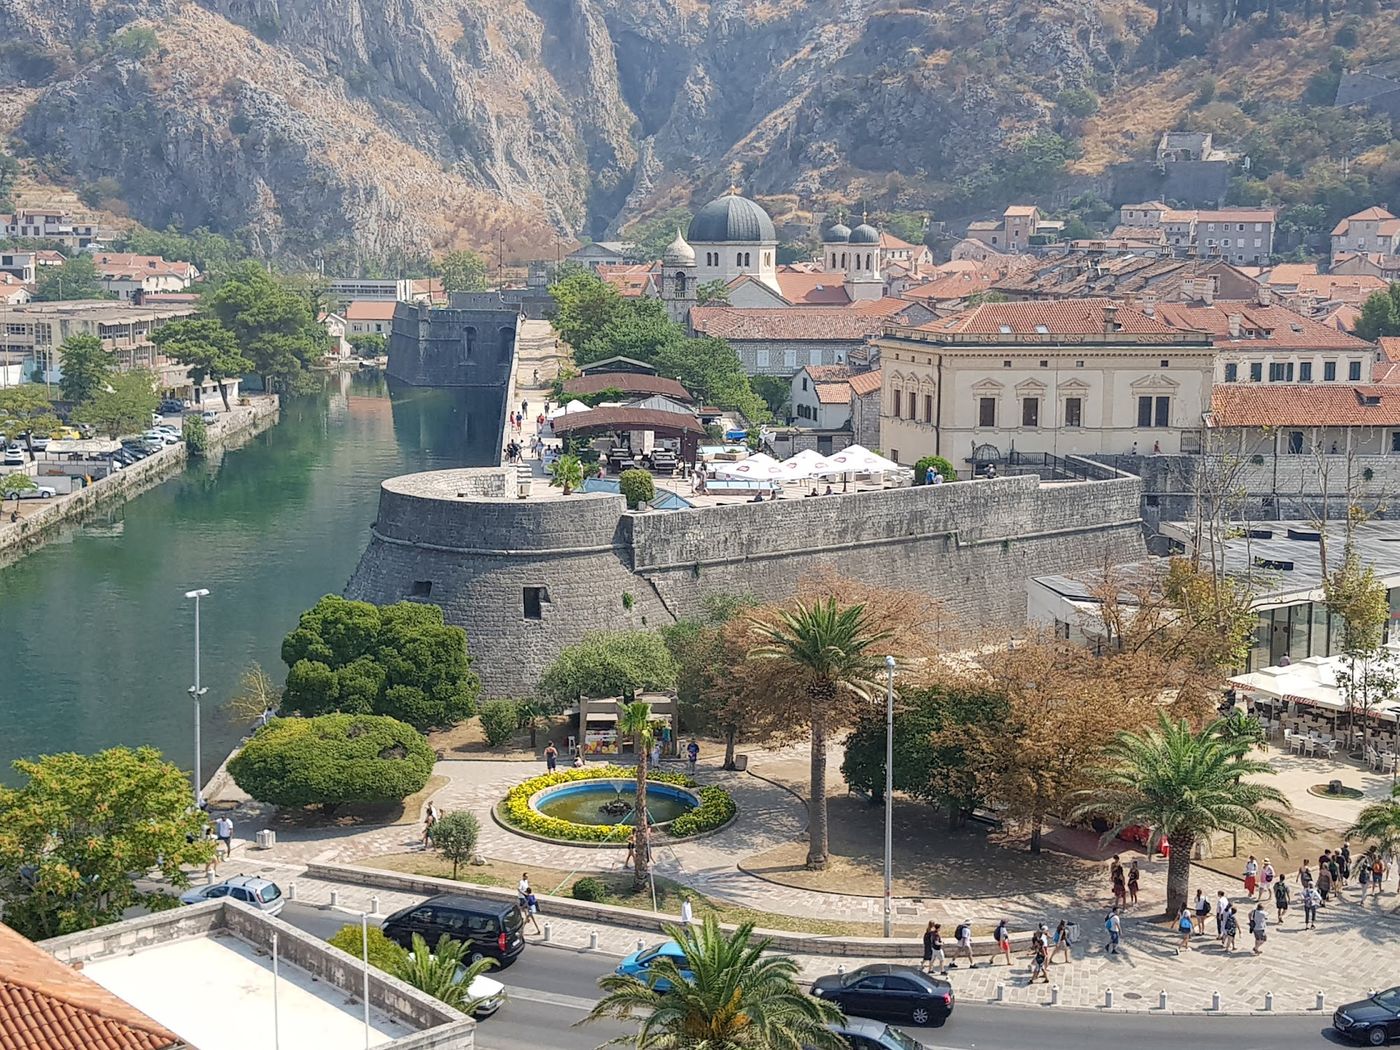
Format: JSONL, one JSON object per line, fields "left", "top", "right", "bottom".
{"left": 660, "top": 229, "right": 697, "bottom": 325}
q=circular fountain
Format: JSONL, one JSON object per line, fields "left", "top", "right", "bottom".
{"left": 530, "top": 778, "right": 699, "bottom": 828}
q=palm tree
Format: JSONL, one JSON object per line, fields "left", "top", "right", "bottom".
{"left": 749, "top": 597, "right": 891, "bottom": 870}
{"left": 549, "top": 453, "right": 584, "bottom": 495}
{"left": 582, "top": 915, "right": 846, "bottom": 1050}
{"left": 395, "top": 933, "right": 500, "bottom": 1014}
{"left": 618, "top": 700, "right": 656, "bottom": 894}
{"left": 1072, "top": 713, "right": 1293, "bottom": 917}
{"left": 1348, "top": 784, "right": 1400, "bottom": 861}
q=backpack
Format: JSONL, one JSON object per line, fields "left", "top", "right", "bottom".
{"left": 1178, "top": 915, "right": 1192, "bottom": 932}
{"left": 955, "top": 923, "right": 969, "bottom": 942}
{"left": 1247, "top": 913, "right": 1257, "bottom": 934}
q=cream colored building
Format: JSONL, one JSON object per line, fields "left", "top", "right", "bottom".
{"left": 874, "top": 299, "right": 1216, "bottom": 472}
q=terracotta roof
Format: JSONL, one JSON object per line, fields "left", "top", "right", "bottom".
{"left": 1160, "top": 209, "right": 1197, "bottom": 224}
{"left": 1212, "top": 385, "right": 1400, "bottom": 428}
{"left": 916, "top": 298, "right": 1178, "bottom": 336}
{"left": 803, "top": 364, "right": 855, "bottom": 381}
{"left": 1379, "top": 337, "right": 1400, "bottom": 362}
{"left": 878, "top": 232, "right": 918, "bottom": 250}
{"left": 595, "top": 262, "right": 659, "bottom": 298}
{"left": 91, "top": 254, "right": 197, "bottom": 280}
{"left": 773, "top": 271, "right": 851, "bottom": 305}
{"left": 564, "top": 372, "right": 691, "bottom": 401}
{"left": 1332, "top": 206, "right": 1397, "bottom": 234}
{"left": 966, "top": 221, "right": 1001, "bottom": 232}
{"left": 1322, "top": 303, "right": 1363, "bottom": 332}
{"left": 814, "top": 382, "right": 851, "bottom": 405}
{"left": 33, "top": 251, "right": 65, "bottom": 265}
{"left": 1122, "top": 200, "right": 1169, "bottom": 211}
{"left": 689, "top": 307, "right": 891, "bottom": 341}
{"left": 344, "top": 300, "right": 398, "bottom": 321}
{"left": 1153, "top": 303, "right": 1371, "bottom": 350}
{"left": 0, "top": 924, "right": 184, "bottom": 1050}
{"left": 847, "top": 369, "right": 882, "bottom": 396}
{"left": 1294, "top": 273, "right": 1389, "bottom": 303}
{"left": 1261, "top": 263, "right": 1319, "bottom": 286}
{"left": 1003, "top": 205, "right": 1038, "bottom": 217}
{"left": 549, "top": 406, "right": 705, "bottom": 436}
{"left": 901, "top": 271, "right": 994, "bottom": 302}
{"left": 1195, "top": 209, "right": 1276, "bottom": 223}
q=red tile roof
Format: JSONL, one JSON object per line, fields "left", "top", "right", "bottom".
{"left": 0, "top": 924, "right": 184, "bottom": 1050}
{"left": 1380, "top": 337, "right": 1400, "bottom": 363}
{"left": 1212, "top": 385, "right": 1400, "bottom": 428}
{"left": 595, "top": 263, "right": 659, "bottom": 298}
{"left": 1294, "top": 273, "right": 1389, "bottom": 303}
{"left": 901, "top": 271, "right": 994, "bottom": 302}
{"left": 847, "top": 369, "right": 882, "bottom": 396}
{"left": 1003, "top": 205, "right": 1038, "bottom": 217}
{"left": 773, "top": 271, "right": 851, "bottom": 305}
{"left": 916, "top": 298, "right": 1178, "bottom": 336}
{"left": 803, "top": 365, "right": 855, "bottom": 381}
{"left": 690, "top": 307, "right": 891, "bottom": 341}
{"left": 564, "top": 372, "right": 691, "bottom": 401}
{"left": 1153, "top": 302, "right": 1370, "bottom": 350}
{"left": 878, "top": 232, "right": 919, "bottom": 250}
{"left": 1262, "top": 263, "right": 1319, "bottom": 286}
{"left": 344, "top": 300, "right": 398, "bottom": 321}
{"left": 1332, "top": 206, "right": 1397, "bottom": 234}
{"left": 814, "top": 382, "right": 851, "bottom": 405}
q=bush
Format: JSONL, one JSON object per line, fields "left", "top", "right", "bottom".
{"left": 427, "top": 810, "right": 480, "bottom": 877}
{"left": 914, "top": 455, "right": 956, "bottom": 483}
{"left": 183, "top": 415, "right": 209, "bottom": 456}
{"left": 228, "top": 713, "right": 435, "bottom": 814}
{"left": 477, "top": 699, "right": 518, "bottom": 748}
{"left": 667, "top": 785, "right": 737, "bottom": 837}
{"left": 572, "top": 876, "right": 607, "bottom": 902}
{"left": 618, "top": 468, "right": 655, "bottom": 510}
{"left": 329, "top": 924, "right": 408, "bottom": 970}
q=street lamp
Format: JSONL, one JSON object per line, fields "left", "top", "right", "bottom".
{"left": 185, "top": 588, "right": 210, "bottom": 807}
{"left": 883, "top": 654, "right": 895, "bottom": 939}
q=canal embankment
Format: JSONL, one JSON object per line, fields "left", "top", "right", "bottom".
{"left": 0, "top": 396, "right": 280, "bottom": 569}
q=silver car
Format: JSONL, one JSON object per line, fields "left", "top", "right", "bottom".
{"left": 181, "top": 875, "right": 285, "bottom": 916}
{"left": 824, "top": 1017, "right": 930, "bottom": 1050}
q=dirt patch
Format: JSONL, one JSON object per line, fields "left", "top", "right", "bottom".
{"left": 427, "top": 715, "right": 570, "bottom": 761}
{"left": 267, "top": 774, "right": 449, "bottom": 830}
{"left": 1191, "top": 809, "right": 1353, "bottom": 885}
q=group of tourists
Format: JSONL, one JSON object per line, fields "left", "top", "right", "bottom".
{"left": 920, "top": 918, "right": 1074, "bottom": 983}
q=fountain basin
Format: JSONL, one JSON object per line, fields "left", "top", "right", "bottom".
{"left": 529, "top": 778, "right": 699, "bottom": 828}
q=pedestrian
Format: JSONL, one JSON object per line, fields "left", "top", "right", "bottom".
{"left": 1318, "top": 865, "right": 1333, "bottom": 904}
{"left": 1104, "top": 907, "right": 1122, "bottom": 954}
{"left": 1214, "top": 890, "right": 1229, "bottom": 939}
{"left": 1274, "top": 873, "right": 1290, "bottom": 924}
{"left": 686, "top": 739, "right": 699, "bottom": 774}
{"left": 427, "top": 800, "right": 439, "bottom": 823}
{"left": 544, "top": 742, "right": 558, "bottom": 772}
{"left": 1243, "top": 854, "right": 1258, "bottom": 899}
{"left": 522, "top": 891, "right": 541, "bottom": 934}
{"left": 1029, "top": 941, "right": 1049, "bottom": 984}
{"left": 517, "top": 873, "right": 531, "bottom": 909}
{"left": 992, "top": 919, "right": 1012, "bottom": 966}
{"left": 1110, "top": 857, "right": 1126, "bottom": 907}
{"left": 521, "top": 400, "right": 528, "bottom": 416}
{"left": 1222, "top": 906, "right": 1238, "bottom": 952}
{"left": 532, "top": 368, "right": 539, "bottom": 384}
{"left": 922, "top": 922, "right": 945, "bottom": 974}
{"left": 952, "top": 920, "right": 975, "bottom": 968}
{"left": 1329, "top": 853, "right": 1344, "bottom": 899}
{"left": 1359, "top": 856, "right": 1372, "bottom": 896}
{"left": 1340, "top": 842, "right": 1352, "bottom": 887}
{"left": 680, "top": 896, "right": 693, "bottom": 929}
{"left": 1261, "top": 859, "right": 1275, "bottom": 901}
{"left": 1051, "top": 919, "right": 1071, "bottom": 964}
{"left": 203, "top": 824, "right": 220, "bottom": 878}
{"left": 1127, "top": 860, "right": 1140, "bottom": 906}
{"left": 1302, "top": 883, "right": 1320, "bottom": 928}
{"left": 1176, "top": 906, "right": 1193, "bottom": 954}
{"left": 1249, "top": 902, "right": 1268, "bottom": 954}
{"left": 1299, "top": 862, "right": 1314, "bottom": 890}
{"left": 623, "top": 827, "right": 637, "bottom": 869}
{"left": 422, "top": 807, "right": 436, "bottom": 848}
{"left": 214, "top": 814, "right": 234, "bottom": 859}
{"left": 1193, "top": 889, "right": 1210, "bottom": 934}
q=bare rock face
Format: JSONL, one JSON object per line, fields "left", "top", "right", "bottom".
{"left": 0, "top": 0, "right": 1170, "bottom": 262}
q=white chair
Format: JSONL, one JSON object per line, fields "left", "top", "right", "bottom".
{"left": 1323, "top": 739, "right": 1340, "bottom": 759}
{"left": 1304, "top": 738, "right": 1318, "bottom": 758}
{"left": 1289, "top": 733, "right": 1305, "bottom": 754}
{"left": 1382, "top": 754, "right": 1398, "bottom": 775}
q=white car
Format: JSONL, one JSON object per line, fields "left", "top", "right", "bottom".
{"left": 141, "top": 429, "right": 181, "bottom": 445}
{"left": 14, "top": 485, "right": 56, "bottom": 500}
{"left": 3, "top": 445, "right": 24, "bottom": 466}
{"left": 180, "top": 875, "right": 285, "bottom": 916}
{"left": 406, "top": 953, "right": 505, "bottom": 1017}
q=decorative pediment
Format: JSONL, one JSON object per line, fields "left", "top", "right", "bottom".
{"left": 971, "top": 378, "right": 1004, "bottom": 394}
{"left": 1014, "top": 378, "right": 1048, "bottom": 396}
{"left": 1056, "top": 378, "right": 1091, "bottom": 393}
{"left": 1129, "top": 373, "right": 1180, "bottom": 391}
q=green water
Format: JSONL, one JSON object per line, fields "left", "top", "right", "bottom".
{"left": 535, "top": 784, "right": 696, "bottom": 826}
{"left": 0, "top": 371, "right": 501, "bottom": 782}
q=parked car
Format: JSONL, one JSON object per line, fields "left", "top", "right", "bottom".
{"left": 141, "top": 430, "right": 181, "bottom": 446}
{"left": 822, "top": 1017, "right": 929, "bottom": 1050}
{"left": 159, "top": 398, "right": 188, "bottom": 415}
{"left": 180, "top": 875, "right": 285, "bottom": 916}
{"left": 14, "top": 485, "right": 57, "bottom": 500}
{"left": 382, "top": 894, "right": 525, "bottom": 966}
{"left": 810, "top": 964, "right": 953, "bottom": 1027}
{"left": 405, "top": 951, "right": 506, "bottom": 1018}
{"left": 54, "top": 426, "right": 82, "bottom": 441}
{"left": 1334, "top": 987, "right": 1400, "bottom": 1045}
{"left": 27, "top": 434, "right": 49, "bottom": 452}
{"left": 3, "top": 445, "right": 24, "bottom": 466}
{"left": 615, "top": 939, "right": 692, "bottom": 992}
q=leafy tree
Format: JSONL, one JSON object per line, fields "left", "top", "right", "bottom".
{"left": 653, "top": 336, "right": 767, "bottom": 422}
{"left": 1072, "top": 714, "right": 1292, "bottom": 917}
{"left": 477, "top": 698, "right": 519, "bottom": 748}
{"left": 396, "top": 933, "right": 499, "bottom": 1012}
{"left": 1347, "top": 784, "right": 1400, "bottom": 858}
{"left": 750, "top": 375, "right": 790, "bottom": 419}
{"left": 696, "top": 279, "right": 731, "bottom": 305}
{"left": 57, "top": 333, "right": 114, "bottom": 404}
{"left": 548, "top": 270, "right": 625, "bottom": 353}
{"left": 0, "top": 150, "right": 17, "bottom": 210}
{"left": 111, "top": 25, "right": 159, "bottom": 58}
{"left": 538, "top": 630, "right": 678, "bottom": 704}
{"left": 0, "top": 385, "right": 60, "bottom": 451}
{"left": 1326, "top": 544, "right": 1393, "bottom": 743}
{"left": 882, "top": 210, "right": 929, "bottom": 245}
{"left": 547, "top": 453, "right": 584, "bottom": 495}
{"left": 427, "top": 810, "right": 480, "bottom": 877}
{"left": 228, "top": 713, "right": 435, "bottom": 815}
{"left": 1055, "top": 87, "right": 1100, "bottom": 120}
{"left": 151, "top": 318, "right": 253, "bottom": 410}
{"left": 439, "top": 249, "right": 489, "bottom": 294}
{"left": 624, "top": 207, "right": 693, "bottom": 262}
{"left": 34, "top": 254, "right": 111, "bottom": 302}
{"left": 584, "top": 916, "right": 845, "bottom": 1050}
{"left": 580, "top": 296, "right": 683, "bottom": 366}
{"left": 348, "top": 333, "right": 386, "bottom": 357}
{"left": 74, "top": 368, "right": 158, "bottom": 438}
{"left": 279, "top": 595, "right": 480, "bottom": 730}
{"left": 0, "top": 746, "right": 213, "bottom": 939}
{"left": 1, "top": 473, "right": 36, "bottom": 500}
{"left": 618, "top": 468, "right": 655, "bottom": 509}
{"left": 618, "top": 700, "right": 658, "bottom": 892}
{"left": 913, "top": 455, "right": 956, "bottom": 483}
{"left": 183, "top": 414, "right": 209, "bottom": 455}
{"left": 204, "top": 262, "right": 325, "bottom": 391}
{"left": 116, "top": 225, "right": 243, "bottom": 279}
{"left": 329, "top": 924, "right": 408, "bottom": 970}
{"left": 1355, "top": 286, "right": 1400, "bottom": 341}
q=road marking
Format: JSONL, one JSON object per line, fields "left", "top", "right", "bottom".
{"left": 504, "top": 987, "right": 598, "bottom": 1012}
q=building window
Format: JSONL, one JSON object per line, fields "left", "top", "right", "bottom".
{"left": 1224, "top": 363, "right": 1238, "bottom": 382}
{"left": 978, "top": 397, "right": 996, "bottom": 427}
{"left": 784, "top": 348, "right": 797, "bottom": 370}
{"left": 1249, "top": 362, "right": 1262, "bottom": 382}
{"left": 1392, "top": 432, "right": 1400, "bottom": 453}
{"left": 756, "top": 348, "right": 770, "bottom": 369}
{"left": 1021, "top": 398, "right": 1039, "bottom": 428}
{"left": 893, "top": 390, "right": 902, "bottom": 418}
{"left": 1324, "top": 361, "right": 1337, "bottom": 381}
{"left": 524, "top": 586, "right": 548, "bottom": 620}
{"left": 923, "top": 394, "right": 933, "bottom": 422}
{"left": 801, "top": 377, "right": 808, "bottom": 391}
{"left": 1349, "top": 360, "right": 1363, "bottom": 381}
{"left": 1299, "top": 362, "right": 1312, "bottom": 382}
{"left": 1288, "top": 431, "right": 1304, "bottom": 454}
{"left": 1064, "top": 397, "right": 1082, "bottom": 428}
{"left": 1138, "top": 395, "right": 1170, "bottom": 428}
{"left": 410, "top": 580, "right": 432, "bottom": 597}
{"left": 1268, "top": 362, "right": 1294, "bottom": 382}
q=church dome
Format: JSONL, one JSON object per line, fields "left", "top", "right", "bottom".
{"left": 823, "top": 222, "right": 852, "bottom": 243}
{"left": 663, "top": 230, "right": 695, "bottom": 265}
{"left": 849, "top": 223, "right": 880, "bottom": 245}
{"left": 686, "top": 192, "right": 777, "bottom": 244}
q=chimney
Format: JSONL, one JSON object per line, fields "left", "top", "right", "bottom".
{"left": 1228, "top": 313, "right": 1242, "bottom": 338}
{"left": 1202, "top": 281, "right": 1215, "bottom": 306}
{"left": 1103, "top": 302, "right": 1120, "bottom": 335}
{"left": 1257, "top": 284, "right": 1272, "bottom": 307}
{"left": 1141, "top": 293, "right": 1158, "bottom": 318}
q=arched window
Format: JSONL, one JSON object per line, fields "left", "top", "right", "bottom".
{"left": 866, "top": 253, "right": 873, "bottom": 270}
{"left": 841, "top": 252, "right": 847, "bottom": 268}
{"left": 497, "top": 326, "right": 514, "bottom": 362}
{"left": 463, "top": 326, "right": 476, "bottom": 359}
{"left": 736, "top": 252, "right": 743, "bottom": 267}
{"left": 672, "top": 271, "right": 688, "bottom": 298}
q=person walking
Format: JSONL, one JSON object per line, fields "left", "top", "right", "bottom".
{"left": 686, "top": 739, "right": 699, "bottom": 774}
{"left": 1359, "top": 855, "right": 1372, "bottom": 896}
{"left": 522, "top": 890, "right": 542, "bottom": 935}
{"left": 1261, "top": 859, "right": 1276, "bottom": 901}
{"left": 1176, "top": 906, "right": 1194, "bottom": 953}
{"left": 1302, "top": 882, "right": 1321, "bottom": 928}
{"left": 680, "top": 896, "right": 694, "bottom": 929}
{"left": 1051, "top": 919, "right": 1071, "bottom": 964}
{"left": 1249, "top": 902, "right": 1268, "bottom": 954}
{"left": 1243, "top": 855, "right": 1259, "bottom": 899}
{"left": 1193, "top": 889, "right": 1210, "bottom": 934}
{"left": 1110, "top": 858, "right": 1126, "bottom": 908}
{"left": 544, "top": 742, "right": 558, "bottom": 772}
{"left": 1318, "top": 865, "right": 1333, "bottom": 904}
{"left": 952, "top": 921, "right": 975, "bottom": 969}
{"left": 1127, "top": 860, "right": 1141, "bottom": 906}
{"left": 1329, "top": 853, "right": 1345, "bottom": 900}
{"left": 1214, "top": 890, "right": 1230, "bottom": 940}
{"left": 1104, "top": 907, "right": 1122, "bottom": 955}
{"left": 1340, "top": 842, "right": 1352, "bottom": 887}
{"left": 422, "top": 807, "right": 436, "bottom": 849}
{"left": 1222, "top": 905, "right": 1238, "bottom": 952}
{"left": 1028, "top": 940, "right": 1049, "bottom": 984}
{"left": 624, "top": 827, "right": 637, "bottom": 869}
{"left": 214, "top": 814, "right": 234, "bottom": 859}
{"left": 203, "top": 824, "right": 220, "bottom": 878}
{"left": 1274, "top": 873, "right": 1291, "bottom": 924}
{"left": 992, "top": 920, "right": 1012, "bottom": 966}
{"left": 922, "top": 922, "right": 945, "bottom": 974}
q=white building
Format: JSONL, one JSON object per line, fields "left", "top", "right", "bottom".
{"left": 679, "top": 190, "right": 779, "bottom": 292}
{"left": 1330, "top": 206, "right": 1400, "bottom": 263}
{"left": 92, "top": 253, "right": 199, "bottom": 300}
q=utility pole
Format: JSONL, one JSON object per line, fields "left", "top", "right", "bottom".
{"left": 185, "top": 588, "right": 211, "bottom": 806}
{"left": 883, "top": 655, "right": 895, "bottom": 938}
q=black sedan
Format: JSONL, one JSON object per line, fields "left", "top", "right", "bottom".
{"left": 811, "top": 964, "right": 953, "bottom": 1027}
{"left": 1334, "top": 987, "right": 1400, "bottom": 1045}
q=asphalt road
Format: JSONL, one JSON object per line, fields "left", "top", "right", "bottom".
{"left": 279, "top": 904, "right": 1350, "bottom": 1050}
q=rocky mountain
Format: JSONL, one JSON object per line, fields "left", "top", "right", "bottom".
{"left": 0, "top": 0, "right": 1395, "bottom": 265}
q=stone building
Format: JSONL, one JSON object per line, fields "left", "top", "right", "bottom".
{"left": 785, "top": 364, "right": 882, "bottom": 454}
{"left": 689, "top": 302, "right": 928, "bottom": 376}
{"left": 386, "top": 293, "right": 522, "bottom": 387}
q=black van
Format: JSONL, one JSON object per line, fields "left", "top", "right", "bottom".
{"left": 382, "top": 894, "right": 526, "bottom": 965}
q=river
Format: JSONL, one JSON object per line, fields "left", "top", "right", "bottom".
{"left": 0, "top": 371, "right": 501, "bottom": 782}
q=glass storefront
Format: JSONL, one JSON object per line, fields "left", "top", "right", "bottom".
{"left": 1245, "top": 589, "right": 1399, "bottom": 671}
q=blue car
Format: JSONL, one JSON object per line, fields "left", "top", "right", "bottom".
{"left": 615, "top": 940, "right": 692, "bottom": 992}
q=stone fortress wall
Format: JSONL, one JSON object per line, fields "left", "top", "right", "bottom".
{"left": 345, "top": 471, "right": 1146, "bottom": 696}
{"left": 387, "top": 293, "right": 524, "bottom": 389}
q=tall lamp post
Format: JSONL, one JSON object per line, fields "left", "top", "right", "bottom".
{"left": 883, "top": 654, "right": 895, "bottom": 938}
{"left": 186, "top": 588, "right": 210, "bottom": 807}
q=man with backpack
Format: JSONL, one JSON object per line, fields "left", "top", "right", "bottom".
{"left": 1103, "top": 907, "right": 1122, "bottom": 955}
{"left": 950, "top": 921, "right": 976, "bottom": 968}
{"left": 1273, "top": 873, "right": 1291, "bottom": 924}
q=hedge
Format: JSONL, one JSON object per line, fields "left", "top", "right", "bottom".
{"left": 499, "top": 765, "right": 734, "bottom": 843}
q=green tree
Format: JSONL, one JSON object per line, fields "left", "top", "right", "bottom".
{"left": 1, "top": 473, "right": 36, "bottom": 500}
{"left": 74, "top": 368, "right": 158, "bottom": 438}
{"left": 204, "top": 262, "right": 325, "bottom": 391}
{"left": 548, "top": 270, "right": 625, "bottom": 353}
{"left": 0, "top": 385, "right": 60, "bottom": 452}
{"left": 34, "top": 254, "right": 111, "bottom": 302}
{"left": 624, "top": 207, "right": 693, "bottom": 262}
{"left": 57, "top": 333, "right": 114, "bottom": 404}
{"left": 183, "top": 414, "right": 209, "bottom": 455}
{"left": 279, "top": 595, "right": 480, "bottom": 730}
{"left": 618, "top": 700, "right": 657, "bottom": 892}
{"left": 151, "top": 318, "right": 253, "bottom": 410}
{"left": 750, "top": 375, "right": 790, "bottom": 419}
{"left": 396, "top": 933, "right": 499, "bottom": 1011}
{"left": 0, "top": 746, "right": 213, "bottom": 939}
{"left": 1072, "top": 714, "right": 1292, "bottom": 916}
{"left": 537, "top": 630, "right": 678, "bottom": 705}
{"left": 1347, "top": 784, "right": 1400, "bottom": 859}
{"left": 228, "top": 713, "right": 435, "bottom": 815}
{"left": 1355, "top": 288, "right": 1400, "bottom": 340}
{"left": 748, "top": 598, "right": 892, "bottom": 869}
{"left": 117, "top": 225, "right": 243, "bottom": 279}
{"left": 477, "top": 698, "right": 519, "bottom": 748}
{"left": 329, "top": 924, "right": 408, "bottom": 971}
{"left": 696, "top": 279, "right": 731, "bottom": 305}
{"left": 427, "top": 810, "right": 480, "bottom": 877}
{"left": 111, "top": 25, "right": 159, "bottom": 57}
{"left": 882, "top": 210, "right": 929, "bottom": 245}
{"left": 913, "top": 455, "right": 956, "bottom": 483}
{"left": 1326, "top": 544, "right": 1393, "bottom": 743}
{"left": 618, "top": 468, "right": 655, "bottom": 510}
{"left": 580, "top": 297, "right": 683, "bottom": 366}
{"left": 583, "top": 916, "right": 845, "bottom": 1050}
{"left": 0, "top": 150, "right": 17, "bottom": 210}
{"left": 439, "top": 249, "right": 489, "bottom": 294}
{"left": 547, "top": 453, "right": 584, "bottom": 495}
{"left": 654, "top": 336, "right": 767, "bottom": 422}
{"left": 348, "top": 333, "right": 386, "bottom": 357}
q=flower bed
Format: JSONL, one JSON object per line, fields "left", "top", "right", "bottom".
{"left": 500, "top": 765, "right": 735, "bottom": 844}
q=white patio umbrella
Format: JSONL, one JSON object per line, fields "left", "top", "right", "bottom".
{"left": 824, "top": 444, "right": 904, "bottom": 475}
{"left": 711, "top": 452, "right": 782, "bottom": 477}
